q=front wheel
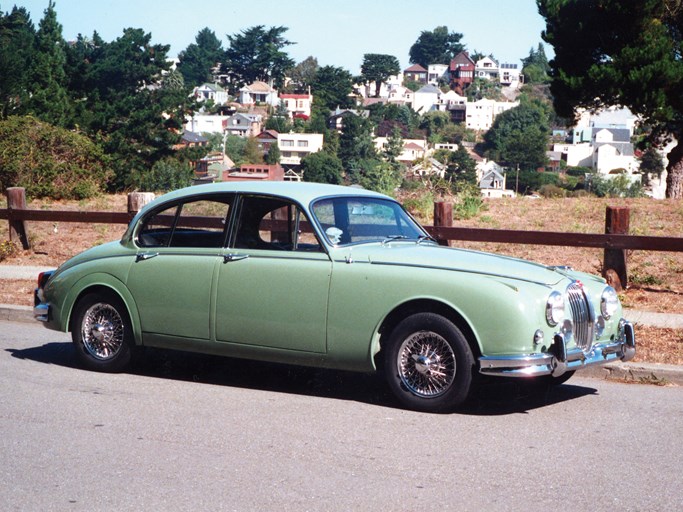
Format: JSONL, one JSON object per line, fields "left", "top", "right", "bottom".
{"left": 72, "top": 291, "right": 134, "bottom": 373}
{"left": 383, "top": 313, "right": 475, "bottom": 413}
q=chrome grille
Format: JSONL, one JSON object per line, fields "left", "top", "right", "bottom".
{"left": 566, "top": 283, "right": 594, "bottom": 352}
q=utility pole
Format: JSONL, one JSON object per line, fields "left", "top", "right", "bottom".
{"left": 515, "top": 163, "right": 519, "bottom": 195}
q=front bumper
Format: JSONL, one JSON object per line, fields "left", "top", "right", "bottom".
{"left": 479, "top": 320, "right": 636, "bottom": 378}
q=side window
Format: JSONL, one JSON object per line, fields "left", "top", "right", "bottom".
{"left": 137, "top": 197, "right": 232, "bottom": 249}
{"left": 233, "top": 196, "right": 322, "bottom": 252}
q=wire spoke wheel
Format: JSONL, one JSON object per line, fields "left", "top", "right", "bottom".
{"left": 397, "top": 330, "right": 456, "bottom": 398}
{"left": 81, "top": 302, "right": 125, "bottom": 361}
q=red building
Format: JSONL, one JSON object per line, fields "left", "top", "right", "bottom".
{"left": 449, "top": 52, "right": 475, "bottom": 94}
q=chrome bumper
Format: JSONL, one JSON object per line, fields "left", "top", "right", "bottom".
{"left": 479, "top": 320, "right": 636, "bottom": 378}
{"left": 33, "top": 303, "right": 50, "bottom": 322}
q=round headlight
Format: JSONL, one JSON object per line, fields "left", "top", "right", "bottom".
{"left": 546, "top": 291, "right": 565, "bottom": 326}
{"left": 601, "top": 286, "right": 619, "bottom": 319}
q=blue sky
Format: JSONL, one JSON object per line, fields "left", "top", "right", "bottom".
{"left": 13, "top": 0, "right": 550, "bottom": 72}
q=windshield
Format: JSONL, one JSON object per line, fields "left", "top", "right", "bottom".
{"left": 311, "top": 196, "right": 425, "bottom": 246}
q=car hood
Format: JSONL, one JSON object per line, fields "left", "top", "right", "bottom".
{"left": 337, "top": 242, "right": 573, "bottom": 287}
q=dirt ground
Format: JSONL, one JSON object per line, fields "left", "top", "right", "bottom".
{"left": 0, "top": 193, "right": 681, "bottom": 365}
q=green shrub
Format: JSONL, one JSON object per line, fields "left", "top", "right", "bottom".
{"left": 0, "top": 116, "right": 111, "bottom": 199}
{"left": 136, "top": 158, "right": 194, "bottom": 192}
{"left": 454, "top": 193, "right": 484, "bottom": 220}
{"left": 539, "top": 184, "right": 566, "bottom": 198}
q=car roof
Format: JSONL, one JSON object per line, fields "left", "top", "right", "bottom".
{"left": 146, "top": 181, "right": 391, "bottom": 208}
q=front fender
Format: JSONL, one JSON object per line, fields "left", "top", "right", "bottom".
{"left": 59, "top": 273, "right": 142, "bottom": 346}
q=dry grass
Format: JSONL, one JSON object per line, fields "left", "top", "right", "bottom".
{"left": 0, "top": 192, "right": 681, "bottom": 366}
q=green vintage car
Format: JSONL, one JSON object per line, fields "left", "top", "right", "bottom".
{"left": 34, "top": 182, "right": 635, "bottom": 412}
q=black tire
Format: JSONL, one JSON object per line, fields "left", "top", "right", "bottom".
{"left": 383, "top": 313, "right": 475, "bottom": 413}
{"left": 71, "top": 291, "right": 134, "bottom": 373}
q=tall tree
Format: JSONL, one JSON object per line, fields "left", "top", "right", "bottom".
{"left": 25, "top": 0, "right": 71, "bottom": 126}
{"left": 178, "top": 28, "right": 224, "bottom": 88}
{"left": 286, "top": 56, "right": 319, "bottom": 92}
{"left": 0, "top": 6, "right": 35, "bottom": 118}
{"left": 521, "top": 43, "right": 550, "bottom": 84}
{"left": 484, "top": 101, "right": 550, "bottom": 170}
{"left": 360, "top": 53, "right": 400, "bottom": 97}
{"left": 409, "top": 26, "right": 465, "bottom": 68}
{"left": 538, "top": 0, "right": 683, "bottom": 198}
{"left": 223, "top": 25, "right": 294, "bottom": 90}
{"left": 310, "top": 65, "right": 355, "bottom": 112}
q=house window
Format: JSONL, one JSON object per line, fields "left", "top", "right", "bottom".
{"left": 282, "top": 151, "right": 292, "bottom": 157}
{"left": 281, "top": 140, "right": 294, "bottom": 147}
{"left": 297, "top": 140, "right": 308, "bottom": 147}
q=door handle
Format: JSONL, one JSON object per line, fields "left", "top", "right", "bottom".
{"left": 223, "top": 253, "right": 249, "bottom": 263}
{"left": 135, "top": 252, "right": 159, "bottom": 262}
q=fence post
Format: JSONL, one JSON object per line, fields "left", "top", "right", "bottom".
{"left": 127, "top": 192, "right": 155, "bottom": 217}
{"left": 433, "top": 201, "right": 453, "bottom": 247}
{"left": 6, "top": 187, "right": 30, "bottom": 250}
{"left": 604, "top": 206, "right": 629, "bottom": 290}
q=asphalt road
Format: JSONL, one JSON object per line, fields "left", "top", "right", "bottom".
{"left": 1, "top": 321, "right": 682, "bottom": 512}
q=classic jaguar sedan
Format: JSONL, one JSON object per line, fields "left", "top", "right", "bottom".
{"left": 34, "top": 182, "right": 635, "bottom": 412}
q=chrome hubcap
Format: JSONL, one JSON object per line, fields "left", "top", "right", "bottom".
{"left": 398, "top": 331, "right": 456, "bottom": 398}
{"left": 82, "top": 303, "right": 124, "bottom": 360}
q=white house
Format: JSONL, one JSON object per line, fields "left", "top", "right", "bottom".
{"left": 374, "top": 137, "right": 429, "bottom": 163}
{"left": 185, "top": 114, "right": 229, "bottom": 134}
{"left": 193, "top": 83, "right": 229, "bottom": 105}
{"left": 239, "top": 81, "right": 279, "bottom": 106}
{"left": 475, "top": 159, "right": 515, "bottom": 198}
{"left": 465, "top": 99, "right": 519, "bottom": 131}
{"left": 387, "top": 85, "right": 414, "bottom": 105}
{"left": 499, "top": 63, "right": 522, "bottom": 86}
{"left": 427, "top": 64, "right": 449, "bottom": 85}
{"left": 412, "top": 84, "right": 441, "bottom": 113}
{"left": 278, "top": 132, "right": 324, "bottom": 167}
{"left": 475, "top": 57, "right": 499, "bottom": 80}
{"left": 279, "top": 92, "right": 313, "bottom": 119}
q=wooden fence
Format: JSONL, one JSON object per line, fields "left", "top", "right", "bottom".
{"left": 1, "top": 188, "right": 682, "bottom": 290}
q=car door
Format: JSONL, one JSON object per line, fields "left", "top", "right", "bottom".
{"left": 215, "top": 194, "right": 331, "bottom": 353}
{"left": 127, "top": 195, "right": 233, "bottom": 340}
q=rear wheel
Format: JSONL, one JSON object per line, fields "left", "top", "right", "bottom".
{"left": 72, "top": 291, "right": 134, "bottom": 372}
{"left": 383, "top": 313, "right": 475, "bottom": 413}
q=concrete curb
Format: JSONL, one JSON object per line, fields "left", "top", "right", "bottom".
{"left": 3, "top": 303, "right": 681, "bottom": 386}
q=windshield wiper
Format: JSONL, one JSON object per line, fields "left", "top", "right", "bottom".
{"left": 381, "top": 235, "right": 409, "bottom": 245}
{"left": 416, "top": 234, "right": 438, "bottom": 245}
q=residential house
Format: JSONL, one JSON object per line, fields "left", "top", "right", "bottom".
{"left": 408, "top": 158, "right": 446, "bottom": 179}
{"left": 412, "top": 84, "right": 441, "bottom": 113}
{"left": 223, "top": 163, "right": 285, "bottom": 182}
{"left": 465, "top": 99, "right": 519, "bottom": 131}
{"left": 193, "top": 83, "right": 229, "bottom": 105}
{"left": 427, "top": 64, "right": 449, "bottom": 85}
{"left": 277, "top": 132, "right": 324, "bottom": 167}
{"left": 440, "top": 90, "right": 467, "bottom": 122}
{"left": 403, "top": 64, "right": 428, "bottom": 84}
{"left": 174, "top": 130, "right": 209, "bottom": 150}
{"left": 327, "top": 108, "right": 370, "bottom": 132}
{"left": 475, "top": 158, "right": 515, "bottom": 198}
{"left": 374, "top": 137, "right": 429, "bottom": 163}
{"left": 239, "top": 81, "right": 279, "bottom": 106}
{"left": 185, "top": 114, "right": 229, "bottom": 134}
{"left": 224, "top": 113, "right": 263, "bottom": 138}
{"left": 449, "top": 52, "right": 475, "bottom": 93}
{"left": 475, "top": 57, "right": 499, "bottom": 81}
{"left": 499, "top": 63, "right": 522, "bottom": 86}
{"left": 387, "top": 85, "right": 414, "bottom": 106}
{"left": 592, "top": 128, "right": 638, "bottom": 174}
{"left": 195, "top": 152, "right": 235, "bottom": 178}
{"left": 256, "top": 130, "right": 280, "bottom": 153}
{"left": 279, "top": 92, "right": 313, "bottom": 119}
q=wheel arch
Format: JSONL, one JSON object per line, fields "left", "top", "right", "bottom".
{"left": 62, "top": 274, "right": 142, "bottom": 345}
{"left": 375, "top": 298, "right": 482, "bottom": 364}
